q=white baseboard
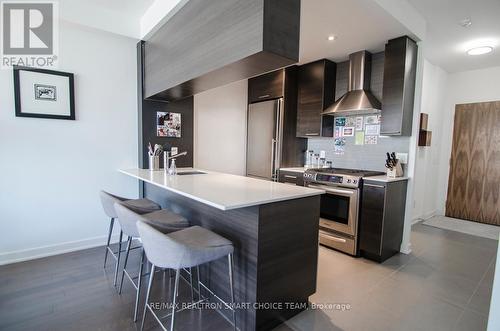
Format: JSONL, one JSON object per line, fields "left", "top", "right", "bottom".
{"left": 0, "top": 234, "right": 121, "bottom": 266}
{"left": 411, "top": 209, "right": 439, "bottom": 225}
{"left": 400, "top": 242, "right": 412, "bottom": 255}
{"left": 421, "top": 210, "right": 438, "bottom": 220}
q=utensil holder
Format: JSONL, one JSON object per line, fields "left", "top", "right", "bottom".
{"left": 387, "top": 160, "right": 404, "bottom": 178}
{"left": 149, "top": 155, "right": 160, "bottom": 171}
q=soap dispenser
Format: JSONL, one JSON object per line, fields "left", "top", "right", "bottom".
{"left": 168, "top": 158, "right": 177, "bottom": 176}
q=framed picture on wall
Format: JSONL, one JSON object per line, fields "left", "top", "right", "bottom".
{"left": 13, "top": 66, "right": 75, "bottom": 120}
{"left": 157, "top": 111, "right": 181, "bottom": 137}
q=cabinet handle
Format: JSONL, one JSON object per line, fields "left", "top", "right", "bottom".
{"left": 284, "top": 175, "right": 297, "bottom": 179}
{"left": 258, "top": 94, "right": 270, "bottom": 99}
{"left": 364, "top": 184, "right": 385, "bottom": 188}
{"left": 305, "top": 133, "right": 320, "bottom": 136}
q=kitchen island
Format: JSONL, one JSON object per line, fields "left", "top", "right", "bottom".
{"left": 119, "top": 168, "right": 324, "bottom": 331}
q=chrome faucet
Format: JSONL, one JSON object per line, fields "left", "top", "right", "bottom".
{"left": 164, "top": 151, "right": 188, "bottom": 169}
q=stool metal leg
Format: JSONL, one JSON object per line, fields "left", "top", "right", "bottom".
{"left": 141, "top": 264, "right": 156, "bottom": 331}
{"left": 189, "top": 267, "right": 194, "bottom": 302}
{"left": 196, "top": 267, "right": 202, "bottom": 302}
{"left": 103, "top": 217, "right": 115, "bottom": 268}
{"left": 113, "top": 230, "right": 123, "bottom": 286}
{"left": 119, "top": 236, "right": 133, "bottom": 294}
{"left": 134, "top": 248, "right": 145, "bottom": 322}
{"left": 171, "top": 269, "right": 180, "bottom": 331}
{"left": 228, "top": 253, "right": 236, "bottom": 331}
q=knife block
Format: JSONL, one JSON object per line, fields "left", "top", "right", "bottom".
{"left": 387, "top": 160, "right": 404, "bottom": 178}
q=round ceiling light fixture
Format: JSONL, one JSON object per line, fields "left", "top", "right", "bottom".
{"left": 327, "top": 35, "right": 336, "bottom": 41}
{"left": 459, "top": 18, "right": 472, "bottom": 28}
{"left": 466, "top": 46, "right": 493, "bottom": 56}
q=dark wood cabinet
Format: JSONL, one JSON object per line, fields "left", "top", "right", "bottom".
{"left": 381, "top": 36, "right": 418, "bottom": 136}
{"left": 248, "top": 69, "right": 285, "bottom": 103}
{"left": 278, "top": 170, "right": 304, "bottom": 186}
{"left": 296, "top": 59, "right": 336, "bottom": 137}
{"left": 359, "top": 179, "right": 408, "bottom": 262}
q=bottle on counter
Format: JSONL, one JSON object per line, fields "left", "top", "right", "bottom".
{"left": 168, "top": 158, "right": 177, "bottom": 175}
{"left": 314, "top": 154, "right": 320, "bottom": 168}
{"left": 305, "top": 150, "right": 314, "bottom": 168}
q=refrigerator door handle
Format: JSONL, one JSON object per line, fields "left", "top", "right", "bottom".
{"left": 273, "top": 98, "right": 283, "bottom": 181}
{"left": 271, "top": 138, "right": 277, "bottom": 180}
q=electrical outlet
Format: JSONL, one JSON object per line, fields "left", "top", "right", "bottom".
{"left": 396, "top": 152, "right": 408, "bottom": 164}
{"left": 171, "top": 147, "right": 178, "bottom": 155}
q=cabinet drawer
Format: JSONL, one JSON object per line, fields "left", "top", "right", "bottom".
{"left": 248, "top": 69, "right": 284, "bottom": 103}
{"left": 278, "top": 171, "right": 304, "bottom": 186}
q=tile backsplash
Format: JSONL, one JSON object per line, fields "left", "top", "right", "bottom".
{"left": 307, "top": 136, "right": 410, "bottom": 172}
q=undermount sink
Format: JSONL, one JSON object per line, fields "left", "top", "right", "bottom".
{"left": 177, "top": 171, "right": 207, "bottom": 176}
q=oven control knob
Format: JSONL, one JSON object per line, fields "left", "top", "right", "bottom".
{"left": 353, "top": 180, "right": 357, "bottom": 184}
{"left": 347, "top": 179, "right": 351, "bottom": 183}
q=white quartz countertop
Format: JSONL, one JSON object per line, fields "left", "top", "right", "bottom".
{"left": 363, "top": 175, "right": 410, "bottom": 183}
{"left": 119, "top": 168, "right": 325, "bottom": 211}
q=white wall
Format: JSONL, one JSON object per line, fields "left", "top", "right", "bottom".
{"left": 411, "top": 59, "right": 448, "bottom": 221}
{"left": 434, "top": 66, "right": 500, "bottom": 215}
{"left": 0, "top": 21, "right": 139, "bottom": 265}
{"left": 193, "top": 80, "right": 248, "bottom": 175}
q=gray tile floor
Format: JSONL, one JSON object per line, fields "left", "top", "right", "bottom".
{"left": 0, "top": 222, "right": 497, "bottom": 331}
{"left": 275, "top": 222, "right": 498, "bottom": 331}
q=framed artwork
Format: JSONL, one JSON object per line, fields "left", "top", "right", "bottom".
{"left": 13, "top": 66, "right": 75, "bottom": 120}
{"left": 157, "top": 111, "right": 181, "bottom": 137}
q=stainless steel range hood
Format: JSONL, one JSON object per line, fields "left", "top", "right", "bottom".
{"left": 322, "top": 51, "right": 381, "bottom": 115}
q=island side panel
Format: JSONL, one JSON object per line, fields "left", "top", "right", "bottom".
{"left": 144, "top": 183, "right": 259, "bottom": 331}
{"left": 256, "top": 196, "right": 320, "bottom": 330}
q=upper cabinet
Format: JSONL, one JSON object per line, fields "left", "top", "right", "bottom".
{"left": 143, "top": 0, "right": 300, "bottom": 102}
{"left": 380, "top": 36, "right": 418, "bottom": 136}
{"left": 248, "top": 70, "right": 284, "bottom": 103}
{"left": 296, "top": 59, "right": 337, "bottom": 137}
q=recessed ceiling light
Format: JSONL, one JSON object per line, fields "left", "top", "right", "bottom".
{"left": 327, "top": 35, "right": 336, "bottom": 41}
{"left": 459, "top": 18, "right": 472, "bottom": 28}
{"left": 467, "top": 46, "right": 493, "bottom": 56}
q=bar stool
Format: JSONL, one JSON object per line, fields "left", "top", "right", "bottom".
{"left": 114, "top": 202, "right": 190, "bottom": 322}
{"left": 137, "top": 221, "right": 236, "bottom": 331}
{"left": 99, "top": 191, "right": 161, "bottom": 287}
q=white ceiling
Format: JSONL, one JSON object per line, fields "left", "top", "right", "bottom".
{"left": 408, "top": 0, "right": 500, "bottom": 73}
{"left": 75, "top": 0, "right": 155, "bottom": 20}
{"left": 299, "top": 0, "right": 414, "bottom": 64}
{"left": 60, "top": 0, "right": 155, "bottom": 38}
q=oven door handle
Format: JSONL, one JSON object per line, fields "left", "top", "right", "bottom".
{"left": 320, "top": 231, "right": 347, "bottom": 243}
{"left": 308, "top": 185, "right": 356, "bottom": 196}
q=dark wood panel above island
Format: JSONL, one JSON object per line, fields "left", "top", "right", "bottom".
{"left": 143, "top": 0, "right": 301, "bottom": 102}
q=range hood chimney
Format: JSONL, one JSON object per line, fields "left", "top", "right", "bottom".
{"left": 322, "top": 50, "right": 381, "bottom": 115}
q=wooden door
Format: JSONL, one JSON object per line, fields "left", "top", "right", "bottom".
{"left": 446, "top": 101, "right": 500, "bottom": 225}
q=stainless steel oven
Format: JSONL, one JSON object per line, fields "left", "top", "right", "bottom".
{"left": 308, "top": 184, "right": 359, "bottom": 255}
{"left": 303, "top": 168, "right": 385, "bottom": 256}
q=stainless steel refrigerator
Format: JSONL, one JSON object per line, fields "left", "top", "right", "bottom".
{"left": 246, "top": 98, "right": 283, "bottom": 181}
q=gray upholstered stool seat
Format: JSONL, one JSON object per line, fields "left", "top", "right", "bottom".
{"left": 99, "top": 191, "right": 161, "bottom": 278}
{"left": 138, "top": 209, "right": 190, "bottom": 235}
{"left": 113, "top": 202, "right": 190, "bottom": 322}
{"left": 141, "top": 225, "right": 233, "bottom": 269}
{"left": 137, "top": 222, "right": 236, "bottom": 331}
{"left": 100, "top": 191, "right": 161, "bottom": 218}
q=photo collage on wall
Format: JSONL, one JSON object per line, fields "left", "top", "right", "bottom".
{"left": 333, "top": 114, "right": 381, "bottom": 154}
{"left": 157, "top": 112, "right": 182, "bottom": 138}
